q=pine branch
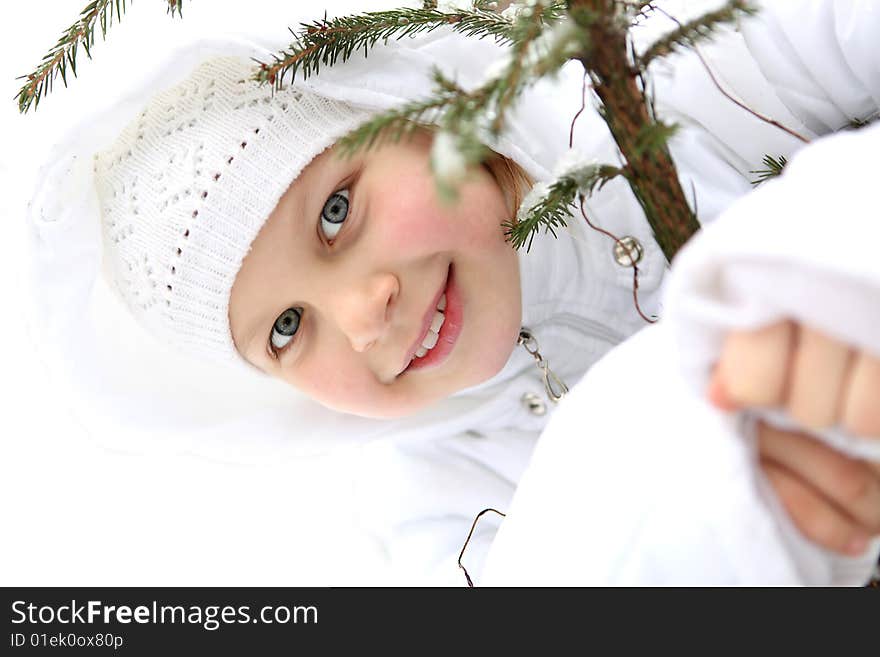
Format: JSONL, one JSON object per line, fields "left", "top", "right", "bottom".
{"left": 336, "top": 71, "right": 464, "bottom": 156}
{"left": 481, "top": 4, "right": 577, "bottom": 136}
{"left": 638, "top": 0, "right": 755, "bottom": 67}
{"left": 253, "top": 3, "right": 566, "bottom": 89}
{"left": 335, "top": 6, "right": 580, "bottom": 170}
{"left": 16, "top": 0, "right": 184, "bottom": 114}
{"left": 750, "top": 154, "right": 787, "bottom": 186}
{"left": 16, "top": 0, "right": 125, "bottom": 113}
{"left": 504, "top": 164, "right": 622, "bottom": 251}
{"left": 297, "top": 2, "right": 579, "bottom": 210}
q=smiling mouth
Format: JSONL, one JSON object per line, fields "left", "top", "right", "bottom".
{"left": 400, "top": 264, "right": 462, "bottom": 375}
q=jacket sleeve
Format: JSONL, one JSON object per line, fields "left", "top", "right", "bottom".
{"left": 740, "top": 0, "right": 880, "bottom": 134}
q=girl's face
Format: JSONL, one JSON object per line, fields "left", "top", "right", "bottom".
{"left": 229, "top": 130, "right": 521, "bottom": 418}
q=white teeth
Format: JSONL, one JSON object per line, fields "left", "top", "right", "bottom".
{"left": 421, "top": 329, "right": 439, "bottom": 350}
{"left": 430, "top": 310, "right": 445, "bottom": 333}
{"left": 409, "top": 296, "right": 448, "bottom": 366}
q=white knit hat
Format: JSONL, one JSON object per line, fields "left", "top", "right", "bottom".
{"left": 94, "top": 56, "right": 374, "bottom": 366}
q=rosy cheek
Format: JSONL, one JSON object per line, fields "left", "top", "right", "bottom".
{"left": 392, "top": 174, "right": 504, "bottom": 244}
{"left": 290, "top": 355, "right": 379, "bottom": 413}
{"left": 376, "top": 185, "right": 455, "bottom": 251}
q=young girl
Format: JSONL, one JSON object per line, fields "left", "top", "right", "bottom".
{"left": 29, "top": 1, "right": 880, "bottom": 585}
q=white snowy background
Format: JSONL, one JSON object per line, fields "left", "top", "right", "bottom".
{"left": 0, "top": 0, "right": 420, "bottom": 586}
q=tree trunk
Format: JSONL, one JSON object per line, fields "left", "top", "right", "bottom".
{"left": 572, "top": 0, "right": 701, "bottom": 263}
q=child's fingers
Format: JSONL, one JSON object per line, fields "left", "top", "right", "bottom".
{"left": 787, "top": 327, "right": 853, "bottom": 430}
{"left": 758, "top": 422, "right": 880, "bottom": 537}
{"left": 841, "top": 352, "right": 880, "bottom": 438}
{"left": 714, "top": 320, "right": 794, "bottom": 408}
{"left": 759, "top": 457, "right": 872, "bottom": 556}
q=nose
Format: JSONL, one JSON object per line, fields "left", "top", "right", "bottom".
{"left": 330, "top": 271, "right": 399, "bottom": 352}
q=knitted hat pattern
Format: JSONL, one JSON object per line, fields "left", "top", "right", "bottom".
{"left": 94, "top": 56, "right": 373, "bottom": 365}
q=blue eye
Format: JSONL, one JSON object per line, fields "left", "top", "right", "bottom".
{"left": 271, "top": 307, "right": 301, "bottom": 352}
{"left": 320, "top": 188, "right": 349, "bottom": 240}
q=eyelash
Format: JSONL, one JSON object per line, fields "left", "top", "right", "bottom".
{"left": 267, "top": 184, "right": 354, "bottom": 360}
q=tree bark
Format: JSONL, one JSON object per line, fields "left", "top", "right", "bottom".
{"left": 571, "top": 0, "right": 701, "bottom": 263}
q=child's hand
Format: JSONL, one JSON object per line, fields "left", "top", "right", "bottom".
{"left": 708, "top": 321, "right": 880, "bottom": 556}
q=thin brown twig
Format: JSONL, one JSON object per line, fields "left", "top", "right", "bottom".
{"left": 630, "top": 264, "right": 655, "bottom": 324}
{"left": 569, "top": 68, "right": 589, "bottom": 148}
{"left": 653, "top": 5, "right": 809, "bottom": 144}
{"left": 579, "top": 195, "right": 657, "bottom": 324}
{"left": 458, "top": 507, "right": 506, "bottom": 587}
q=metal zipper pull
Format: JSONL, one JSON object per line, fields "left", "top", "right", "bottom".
{"left": 517, "top": 328, "right": 569, "bottom": 403}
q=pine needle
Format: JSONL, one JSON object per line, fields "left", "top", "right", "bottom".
{"left": 750, "top": 154, "right": 787, "bottom": 186}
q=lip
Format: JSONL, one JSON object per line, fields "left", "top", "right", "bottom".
{"left": 400, "top": 263, "right": 462, "bottom": 375}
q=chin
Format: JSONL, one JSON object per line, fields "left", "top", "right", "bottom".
{"left": 352, "top": 406, "right": 418, "bottom": 420}
{"left": 322, "top": 396, "right": 430, "bottom": 421}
